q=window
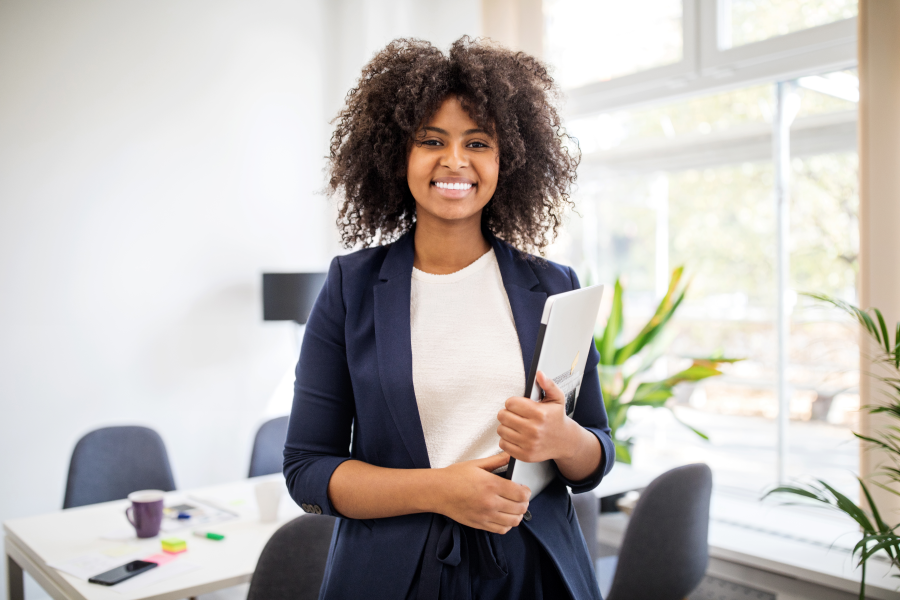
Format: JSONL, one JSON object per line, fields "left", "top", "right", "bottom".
{"left": 547, "top": 0, "right": 856, "bottom": 116}
{"left": 544, "top": 1, "right": 859, "bottom": 505}
{"left": 544, "top": 0, "right": 683, "bottom": 89}
{"left": 721, "top": 0, "right": 858, "bottom": 49}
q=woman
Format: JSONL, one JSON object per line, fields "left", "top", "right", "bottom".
{"left": 284, "top": 37, "right": 615, "bottom": 599}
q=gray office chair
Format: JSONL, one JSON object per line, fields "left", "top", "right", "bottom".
{"left": 63, "top": 426, "right": 176, "bottom": 509}
{"left": 248, "top": 416, "right": 290, "bottom": 478}
{"left": 247, "top": 514, "right": 337, "bottom": 600}
{"left": 597, "top": 463, "right": 712, "bottom": 600}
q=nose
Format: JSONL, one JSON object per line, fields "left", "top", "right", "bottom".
{"left": 440, "top": 141, "right": 468, "bottom": 170}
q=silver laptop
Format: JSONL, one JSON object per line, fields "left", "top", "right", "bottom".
{"left": 502, "top": 284, "right": 605, "bottom": 496}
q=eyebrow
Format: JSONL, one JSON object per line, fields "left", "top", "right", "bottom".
{"left": 423, "top": 126, "right": 488, "bottom": 136}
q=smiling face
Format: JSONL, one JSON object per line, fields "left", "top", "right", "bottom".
{"left": 406, "top": 96, "right": 499, "bottom": 229}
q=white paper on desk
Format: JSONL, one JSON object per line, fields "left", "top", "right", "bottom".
{"left": 157, "top": 496, "right": 238, "bottom": 533}
{"left": 111, "top": 560, "right": 200, "bottom": 593}
{"left": 48, "top": 552, "right": 145, "bottom": 580}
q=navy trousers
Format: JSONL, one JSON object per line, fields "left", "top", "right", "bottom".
{"left": 407, "top": 515, "right": 571, "bottom": 600}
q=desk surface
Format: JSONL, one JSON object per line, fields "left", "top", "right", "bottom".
{"left": 4, "top": 475, "right": 304, "bottom": 600}
{"left": 591, "top": 462, "right": 659, "bottom": 498}
{"left": 4, "top": 464, "right": 648, "bottom": 600}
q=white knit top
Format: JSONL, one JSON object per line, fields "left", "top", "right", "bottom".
{"left": 411, "top": 249, "right": 526, "bottom": 469}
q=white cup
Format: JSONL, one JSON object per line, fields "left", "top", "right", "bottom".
{"left": 255, "top": 480, "right": 284, "bottom": 523}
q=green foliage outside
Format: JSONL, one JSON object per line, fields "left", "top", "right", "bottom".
{"left": 766, "top": 294, "right": 900, "bottom": 600}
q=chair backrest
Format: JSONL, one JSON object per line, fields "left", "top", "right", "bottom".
{"left": 248, "top": 416, "right": 290, "bottom": 478}
{"left": 606, "top": 463, "right": 712, "bottom": 600}
{"left": 247, "top": 514, "right": 337, "bottom": 600}
{"left": 63, "top": 426, "right": 176, "bottom": 509}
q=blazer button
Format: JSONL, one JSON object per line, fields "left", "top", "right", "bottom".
{"left": 523, "top": 510, "right": 532, "bottom": 522}
{"left": 314, "top": 505, "right": 322, "bottom": 514}
{"left": 301, "top": 503, "right": 310, "bottom": 513}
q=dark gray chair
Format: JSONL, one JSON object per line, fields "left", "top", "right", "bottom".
{"left": 247, "top": 514, "right": 337, "bottom": 600}
{"left": 597, "top": 463, "right": 712, "bottom": 600}
{"left": 248, "top": 416, "right": 290, "bottom": 478}
{"left": 63, "top": 426, "right": 176, "bottom": 509}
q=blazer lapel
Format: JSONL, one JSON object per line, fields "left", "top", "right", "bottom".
{"left": 489, "top": 235, "right": 548, "bottom": 373}
{"left": 373, "top": 231, "right": 431, "bottom": 469}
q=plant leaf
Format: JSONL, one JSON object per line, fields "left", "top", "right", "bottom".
{"left": 599, "top": 279, "right": 624, "bottom": 366}
{"left": 611, "top": 267, "right": 686, "bottom": 365}
{"left": 819, "top": 480, "right": 875, "bottom": 533}
{"left": 667, "top": 407, "right": 710, "bottom": 440}
{"left": 630, "top": 381, "right": 674, "bottom": 406}
{"left": 875, "top": 308, "right": 892, "bottom": 354}
{"left": 664, "top": 364, "right": 722, "bottom": 386}
{"left": 613, "top": 287, "right": 687, "bottom": 365}
{"left": 614, "top": 439, "right": 632, "bottom": 464}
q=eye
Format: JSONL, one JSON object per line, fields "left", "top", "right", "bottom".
{"left": 422, "top": 139, "right": 442, "bottom": 146}
{"left": 468, "top": 141, "right": 490, "bottom": 149}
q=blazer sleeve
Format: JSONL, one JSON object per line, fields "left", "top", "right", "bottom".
{"left": 551, "top": 267, "right": 616, "bottom": 494}
{"left": 283, "top": 256, "right": 355, "bottom": 517}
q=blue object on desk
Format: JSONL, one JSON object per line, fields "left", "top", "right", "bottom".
{"left": 177, "top": 512, "right": 191, "bottom": 520}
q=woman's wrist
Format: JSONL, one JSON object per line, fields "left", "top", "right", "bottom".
{"left": 556, "top": 417, "right": 585, "bottom": 461}
{"left": 417, "top": 467, "right": 449, "bottom": 515}
{"left": 553, "top": 421, "right": 603, "bottom": 482}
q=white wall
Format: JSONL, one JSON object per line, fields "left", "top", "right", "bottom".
{"left": 0, "top": 1, "right": 482, "bottom": 597}
{"left": 323, "top": 0, "right": 484, "bottom": 117}
{"left": 0, "top": 0, "right": 334, "bottom": 594}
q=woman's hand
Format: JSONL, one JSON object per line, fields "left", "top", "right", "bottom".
{"left": 434, "top": 453, "right": 531, "bottom": 534}
{"left": 497, "top": 371, "right": 579, "bottom": 463}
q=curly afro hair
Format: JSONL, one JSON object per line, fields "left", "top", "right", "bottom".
{"left": 327, "top": 36, "right": 579, "bottom": 255}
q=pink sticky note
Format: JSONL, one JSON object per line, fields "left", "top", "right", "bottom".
{"left": 143, "top": 553, "right": 177, "bottom": 566}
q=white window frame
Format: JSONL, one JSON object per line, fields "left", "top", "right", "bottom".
{"left": 562, "top": 0, "right": 857, "bottom": 118}
{"left": 555, "top": 0, "right": 861, "bottom": 493}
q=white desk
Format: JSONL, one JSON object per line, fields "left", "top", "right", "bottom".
{"left": 4, "top": 465, "right": 652, "bottom": 600}
{"left": 4, "top": 475, "right": 304, "bottom": 600}
{"left": 591, "top": 462, "right": 659, "bottom": 498}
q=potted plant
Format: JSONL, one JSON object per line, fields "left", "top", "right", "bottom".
{"left": 766, "top": 294, "right": 900, "bottom": 600}
{"left": 596, "top": 266, "right": 739, "bottom": 464}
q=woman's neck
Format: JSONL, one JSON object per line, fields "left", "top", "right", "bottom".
{"left": 413, "top": 213, "right": 491, "bottom": 275}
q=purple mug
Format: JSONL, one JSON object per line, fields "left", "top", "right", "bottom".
{"left": 125, "top": 490, "right": 165, "bottom": 538}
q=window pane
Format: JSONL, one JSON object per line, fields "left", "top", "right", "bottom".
{"left": 795, "top": 69, "right": 858, "bottom": 118}
{"left": 785, "top": 152, "right": 859, "bottom": 492}
{"left": 544, "top": 0, "right": 682, "bottom": 90}
{"left": 566, "top": 84, "right": 771, "bottom": 153}
{"left": 724, "top": 0, "right": 857, "bottom": 49}
{"left": 550, "top": 84, "right": 860, "bottom": 504}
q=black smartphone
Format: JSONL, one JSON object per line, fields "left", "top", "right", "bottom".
{"left": 88, "top": 560, "right": 158, "bottom": 585}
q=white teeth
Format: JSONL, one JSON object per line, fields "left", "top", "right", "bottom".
{"left": 435, "top": 182, "right": 473, "bottom": 190}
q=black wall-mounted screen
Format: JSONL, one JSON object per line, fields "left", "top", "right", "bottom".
{"left": 262, "top": 272, "right": 327, "bottom": 324}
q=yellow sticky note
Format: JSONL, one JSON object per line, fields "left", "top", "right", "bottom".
{"left": 161, "top": 538, "right": 187, "bottom": 554}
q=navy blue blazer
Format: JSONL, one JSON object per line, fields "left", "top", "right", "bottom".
{"left": 284, "top": 230, "right": 615, "bottom": 599}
